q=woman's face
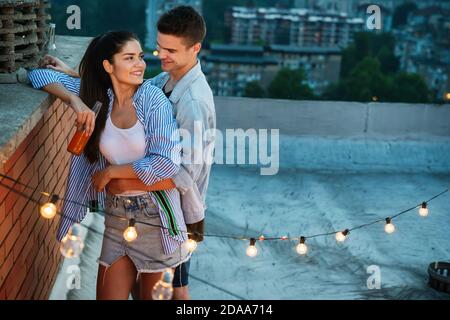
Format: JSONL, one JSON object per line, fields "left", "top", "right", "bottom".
{"left": 105, "top": 39, "right": 146, "bottom": 86}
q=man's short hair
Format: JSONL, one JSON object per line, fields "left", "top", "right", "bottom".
{"left": 157, "top": 6, "right": 206, "bottom": 46}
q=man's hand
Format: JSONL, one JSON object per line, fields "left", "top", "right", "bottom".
{"left": 106, "top": 179, "right": 129, "bottom": 195}
{"left": 92, "top": 167, "right": 112, "bottom": 192}
{"left": 106, "top": 178, "right": 176, "bottom": 194}
{"left": 39, "top": 54, "right": 79, "bottom": 77}
{"left": 187, "top": 219, "right": 204, "bottom": 242}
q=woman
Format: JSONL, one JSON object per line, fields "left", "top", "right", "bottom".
{"left": 28, "top": 31, "right": 190, "bottom": 300}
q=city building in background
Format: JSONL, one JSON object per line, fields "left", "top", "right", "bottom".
{"left": 394, "top": 5, "right": 450, "bottom": 101}
{"left": 145, "top": 0, "right": 202, "bottom": 49}
{"left": 201, "top": 44, "right": 278, "bottom": 97}
{"left": 202, "top": 44, "right": 341, "bottom": 97}
{"left": 225, "top": 6, "right": 364, "bottom": 48}
{"left": 140, "top": 0, "right": 449, "bottom": 102}
{"left": 267, "top": 45, "right": 341, "bottom": 95}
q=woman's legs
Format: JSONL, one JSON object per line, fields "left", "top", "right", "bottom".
{"left": 96, "top": 255, "right": 137, "bottom": 300}
{"left": 139, "top": 272, "right": 163, "bottom": 300}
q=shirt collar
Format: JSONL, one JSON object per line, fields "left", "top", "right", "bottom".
{"left": 168, "top": 60, "right": 203, "bottom": 104}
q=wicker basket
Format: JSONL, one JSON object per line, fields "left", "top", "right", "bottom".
{"left": 428, "top": 261, "right": 450, "bottom": 294}
{"left": 0, "top": 0, "right": 51, "bottom": 74}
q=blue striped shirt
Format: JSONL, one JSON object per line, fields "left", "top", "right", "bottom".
{"left": 28, "top": 69, "right": 187, "bottom": 255}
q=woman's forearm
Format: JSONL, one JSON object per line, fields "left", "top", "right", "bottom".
{"left": 43, "top": 83, "right": 78, "bottom": 105}
{"left": 107, "top": 164, "right": 138, "bottom": 179}
{"left": 107, "top": 178, "right": 176, "bottom": 194}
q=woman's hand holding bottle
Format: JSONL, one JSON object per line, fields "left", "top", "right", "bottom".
{"left": 68, "top": 95, "right": 96, "bottom": 136}
{"left": 67, "top": 100, "right": 102, "bottom": 156}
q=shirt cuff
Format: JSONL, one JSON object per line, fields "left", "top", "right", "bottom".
{"left": 28, "top": 69, "right": 59, "bottom": 89}
{"left": 132, "top": 158, "right": 158, "bottom": 186}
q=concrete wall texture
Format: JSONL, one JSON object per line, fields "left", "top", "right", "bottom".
{"left": 214, "top": 97, "right": 450, "bottom": 173}
{"left": 215, "top": 97, "right": 450, "bottom": 138}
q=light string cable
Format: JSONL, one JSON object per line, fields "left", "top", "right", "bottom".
{"left": 1, "top": 172, "right": 449, "bottom": 243}
{"left": 0, "top": 174, "right": 246, "bottom": 300}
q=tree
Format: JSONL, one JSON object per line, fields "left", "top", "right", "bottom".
{"left": 267, "top": 68, "right": 314, "bottom": 100}
{"left": 323, "top": 57, "right": 430, "bottom": 103}
{"left": 392, "top": 2, "right": 418, "bottom": 28}
{"left": 389, "top": 73, "right": 430, "bottom": 103}
{"left": 244, "top": 81, "right": 265, "bottom": 98}
{"left": 376, "top": 46, "right": 399, "bottom": 75}
{"left": 340, "top": 32, "right": 399, "bottom": 77}
{"left": 325, "top": 57, "right": 390, "bottom": 102}
{"left": 325, "top": 30, "right": 430, "bottom": 103}
{"left": 344, "top": 57, "right": 389, "bottom": 101}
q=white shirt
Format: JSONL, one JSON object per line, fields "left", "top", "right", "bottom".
{"left": 100, "top": 115, "right": 147, "bottom": 196}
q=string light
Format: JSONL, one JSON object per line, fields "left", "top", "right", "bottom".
{"left": 1, "top": 172, "right": 447, "bottom": 302}
{"left": 152, "top": 268, "right": 174, "bottom": 300}
{"left": 296, "top": 236, "right": 308, "bottom": 255}
{"left": 335, "top": 229, "right": 349, "bottom": 242}
{"left": 384, "top": 217, "right": 395, "bottom": 234}
{"left": 0, "top": 177, "right": 235, "bottom": 300}
{"left": 40, "top": 194, "right": 59, "bottom": 219}
{"left": 419, "top": 202, "right": 429, "bottom": 217}
{"left": 60, "top": 223, "right": 84, "bottom": 258}
{"left": 123, "top": 219, "right": 138, "bottom": 242}
{"left": 246, "top": 238, "right": 258, "bottom": 257}
{"left": 0, "top": 173, "right": 448, "bottom": 266}
{"left": 184, "top": 238, "right": 198, "bottom": 253}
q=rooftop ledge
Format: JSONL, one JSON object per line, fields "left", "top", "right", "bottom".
{"left": 0, "top": 36, "right": 92, "bottom": 164}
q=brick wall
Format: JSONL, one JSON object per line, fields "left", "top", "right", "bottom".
{"left": 0, "top": 98, "right": 76, "bottom": 300}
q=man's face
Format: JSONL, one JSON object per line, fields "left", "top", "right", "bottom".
{"left": 156, "top": 32, "right": 200, "bottom": 72}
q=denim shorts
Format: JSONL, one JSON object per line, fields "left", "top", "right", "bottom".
{"left": 98, "top": 193, "right": 190, "bottom": 273}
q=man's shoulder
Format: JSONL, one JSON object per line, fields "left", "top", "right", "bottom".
{"left": 181, "top": 73, "right": 214, "bottom": 105}
{"left": 145, "top": 72, "right": 169, "bottom": 89}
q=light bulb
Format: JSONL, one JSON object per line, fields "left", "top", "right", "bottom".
{"left": 40, "top": 203, "right": 57, "bottom": 219}
{"left": 153, "top": 50, "right": 159, "bottom": 56}
{"left": 384, "top": 218, "right": 395, "bottom": 234}
{"left": 419, "top": 202, "right": 428, "bottom": 217}
{"left": 152, "top": 268, "right": 174, "bottom": 300}
{"left": 123, "top": 219, "right": 138, "bottom": 242}
{"left": 335, "top": 229, "right": 349, "bottom": 242}
{"left": 40, "top": 194, "right": 59, "bottom": 219}
{"left": 60, "top": 224, "right": 84, "bottom": 258}
{"left": 246, "top": 238, "right": 258, "bottom": 257}
{"left": 296, "top": 236, "right": 308, "bottom": 255}
{"left": 184, "top": 239, "right": 198, "bottom": 253}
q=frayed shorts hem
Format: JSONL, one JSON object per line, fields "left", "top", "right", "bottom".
{"left": 97, "top": 253, "right": 191, "bottom": 274}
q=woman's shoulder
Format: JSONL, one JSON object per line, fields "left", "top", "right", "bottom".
{"left": 138, "top": 79, "right": 165, "bottom": 96}
{"left": 136, "top": 79, "right": 169, "bottom": 110}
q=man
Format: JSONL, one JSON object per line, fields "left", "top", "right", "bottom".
{"left": 107, "top": 6, "right": 215, "bottom": 300}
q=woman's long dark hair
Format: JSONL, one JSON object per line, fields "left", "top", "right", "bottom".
{"left": 79, "top": 31, "right": 140, "bottom": 163}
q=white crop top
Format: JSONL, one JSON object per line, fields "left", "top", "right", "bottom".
{"left": 99, "top": 116, "right": 147, "bottom": 196}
